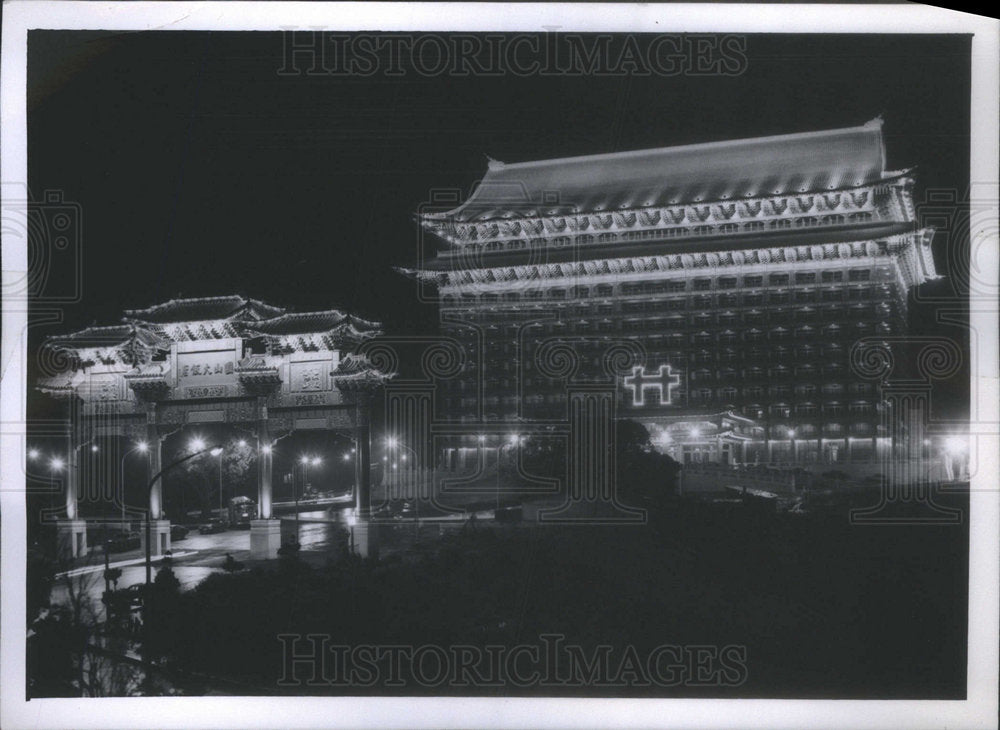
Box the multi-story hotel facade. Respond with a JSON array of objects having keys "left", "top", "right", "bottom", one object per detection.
[{"left": 400, "top": 119, "right": 939, "bottom": 470}]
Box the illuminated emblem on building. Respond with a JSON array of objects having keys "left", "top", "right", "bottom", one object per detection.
[{"left": 623, "top": 364, "right": 680, "bottom": 407}]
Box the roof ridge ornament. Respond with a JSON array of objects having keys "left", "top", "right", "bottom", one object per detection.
[
  {"left": 485, "top": 154, "right": 505, "bottom": 171},
  {"left": 865, "top": 114, "right": 884, "bottom": 129}
]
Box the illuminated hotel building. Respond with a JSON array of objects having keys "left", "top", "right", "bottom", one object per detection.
[{"left": 400, "top": 119, "right": 940, "bottom": 468}]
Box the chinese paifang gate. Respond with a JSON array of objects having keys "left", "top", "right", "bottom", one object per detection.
[{"left": 36, "top": 295, "right": 392, "bottom": 558}]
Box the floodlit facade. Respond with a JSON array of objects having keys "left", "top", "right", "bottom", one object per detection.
[{"left": 400, "top": 119, "right": 940, "bottom": 468}]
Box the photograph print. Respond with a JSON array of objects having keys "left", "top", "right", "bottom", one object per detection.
[{"left": 2, "top": 4, "right": 998, "bottom": 730}]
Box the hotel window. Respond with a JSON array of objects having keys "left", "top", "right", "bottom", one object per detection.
[
  {"left": 769, "top": 273, "right": 790, "bottom": 286},
  {"left": 595, "top": 284, "right": 614, "bottom": 297},
  {"left": 823, "top": 403, "right": 845, "bottom": 415},
  {"left": 824, "top": 423, "right": 844, "bottom": 435},
  {"left": 720, "top": 387, "right": 738, "bottom": 400},
  {"left": 795, "top": 345, "right": 815, "bottom": 359},
  {"left": 719, "top": 331, "right": 737, "bottom": 344},
  {"left": 747, "top": 366, "right": 764, "bottom": 379},
  {"left": 794, "top": 364, "right": 816, "bottom": 377},
  {"left": 795, "top": 403, "right": 817, "bottom": 415},
  {"left": 598, "top": 233, "right": 617, "bottom": 243},
  {"left": 769, "top": 290, "right": 790, "bottom": 305},
  {"left": 720, "top": 223, "right": 739, "bottom": 234},
  {"left": 822, "top": 270, "right": 844, "bottom": 283},
  {"left": 744, "top": 275, "right": 763, "bottom": 288},
  {"left": 743, "top": 293, "right": 764, "bottom": 306},
  {"left": 849, "top": 402, "right": 872, "bottom": 414},
  {"left": 821, "top": 384, "right": 845, "bottom": 396},
  {"left": 770, "top": 327, "right": 789, "bottom": 341},
  {"left": 692, "top": 295, "right": 712, "bottom": 309},
  {"left": 745, "top": 221, "right": 765, "bottom": 232},
  {"left": 848, "top": 382, "right": 871, "bottom": 395},
  {"left": 794, "top": 290, "right": 816, "bottom": 304},
  {"left": 718, "top": 312, "right": 737, "bottom": 325},
  {"left": 667, "top": 281, "right": 686, "bottom": 292},
  {"left": 850, "top": 423, "right": 873, "bottom": 435},
  {"left": 849, "top": 269, "right": 871, "bottom": 282},
  {"left": 744, "top": 386, "right": 764, "bottom": 399},
  {"left": 745, "top": 329, "right": 764, "bottom": 342},
  {"left": 770, "top": 219, "right": 792, "bottom": 230},
  {"left": 770, "top": 384, "right": 791, "bottom": 398},
  {"left": 718, "top": 277, "right": 738, "bottom": 289},
  {"left": 698, "top": 388, "right": 713, "bottom": 401},
  {"left": 549, "top": 289, "right": 566, "bottom": 300},
  {"left": 795, "top": 272, "right": 817, "bottom": 285},
  {"left": 718, "top": 293, "right": 739, "bottom": 307},
  {"left": 821, "top": 289, "right": 844, "bottom": 302},
  {"left": 769, "top": 404, "right": 791, "bottom": 418},
  {"left": 795, "top": 384, "right": 816, "bottom": 397},
  {"left": 693, "top": 225, "right": 714, "bottom": 236},
  {"left": 719, "top": 367, "right": 738, "bottom": 380},
  {"left": 694, "top": 278, "right": 712, "bottom": 291}
]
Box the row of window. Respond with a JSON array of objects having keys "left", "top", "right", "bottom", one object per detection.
[{"left": 442, "top": 269, "right": 882, "bottom": 304}]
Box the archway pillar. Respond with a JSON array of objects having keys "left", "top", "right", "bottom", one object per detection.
[{"left": 251, "top": 398, "right": 281, "bottom": 559}]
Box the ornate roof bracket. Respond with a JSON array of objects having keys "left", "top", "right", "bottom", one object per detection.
[{"left": 236, "top": 356, "right": 282, "bottom": 393}]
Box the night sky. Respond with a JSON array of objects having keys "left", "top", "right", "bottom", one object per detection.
[{"left": 26, "top": 31, "right": 972, "bottom": 419}]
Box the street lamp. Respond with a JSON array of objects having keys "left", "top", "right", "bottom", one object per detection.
[
  {"left": 145, "top": 443, "right": 221, "bottom": 586},
  {"left": 119, "top": 441, "right": 149, "bottom": 527},
  {"left": 214, "top": 446, "right": 225, "bottom": 519},
  {"left": 497, "top": 434, "right": 521, "bottom": 512},
  {"left": 28, "top": 447, "right": 41, "bottom": 461}
]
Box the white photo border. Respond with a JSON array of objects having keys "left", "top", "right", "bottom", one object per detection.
[{"left": 2, "top": 3, "right": 997, "bottom": 729}]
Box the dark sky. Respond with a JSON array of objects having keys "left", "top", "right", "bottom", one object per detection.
[{"left": 26, "top": 31, "right": 972, "bottom": 418}]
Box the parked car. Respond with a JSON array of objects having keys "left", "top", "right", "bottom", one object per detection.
[
  {"left": 199, "top": 519, "right": 227, "bottom": 534},
  {"left": 170, "top": 524, "right": 189, "bottom": 541},
  {"left": 105, "top": 531, "right": 141, "bottom": 553}
]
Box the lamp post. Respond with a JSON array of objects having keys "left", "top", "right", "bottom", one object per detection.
[
  {"left": 120, "top": 441, "right": 149, "bottom": 528},
  {"left": 217, "top": 449, "right": 224, "bottom": 521},
  {"left": 498, "top": 434, "right": 520, "bottom": 513},
  {"left": 386, "top": 437, "right": 420, "bottom": 522},
  {"left": 145, "top": 444, "right": 221, "bottom": 586}
]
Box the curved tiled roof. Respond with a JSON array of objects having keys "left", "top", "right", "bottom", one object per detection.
[
  {"left": 124, "top": 296, "right": 285, "bottom": 324},
  {"left": 422, "top": 119, "right": 888, "bottom": 223},
  {"left": 247, "top": 311, "right": 381, "bottom": 337},
  {"left": 44, "top": 324, "right": 169, "bottom": 350}
]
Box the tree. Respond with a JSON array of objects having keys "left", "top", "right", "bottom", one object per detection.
[
  {"left": 143, "top": 560, "right": 182, "bottom": 663},
  {"left": 615, "top": 419, "right": 681, "bottom": 505},
  {"left": 166, "top": 437, "right": 256, "bottom": 519}
]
